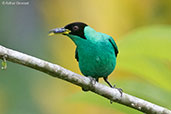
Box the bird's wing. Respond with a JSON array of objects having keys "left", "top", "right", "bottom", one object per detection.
[
  {"left": 75, "top": 47, "right": 79, "bottom": 61},
  {"left": 108, "top": 38, "right": 119, "bottom": 57}
]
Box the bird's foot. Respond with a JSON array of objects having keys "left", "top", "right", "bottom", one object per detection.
[
  {"left": 103, "top": 77, "right": 123, "bottom": 103},
  {"left": 82, "top": 76, "right": 96, "bottom": 92},
  {"left": 110, "top": 85, "right": 123, "bottom": 104},
  {"left": 112, "top": 84, "right": 123, "bottom": 96},
  {"left": 88, "top": 76, "right": 97, "bottom": 86}
]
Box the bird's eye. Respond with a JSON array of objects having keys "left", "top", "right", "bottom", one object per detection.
[{"left": 73, "top": 26, "right": 79, "bottom": 31}]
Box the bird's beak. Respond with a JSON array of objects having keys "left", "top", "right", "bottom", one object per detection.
[{"left": 48, "top": 28, "right": 71, "bottom": 36}]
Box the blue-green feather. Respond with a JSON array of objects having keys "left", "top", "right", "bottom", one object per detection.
[{"left": 67, "top": 26, "right": 118, "bottom": 79}]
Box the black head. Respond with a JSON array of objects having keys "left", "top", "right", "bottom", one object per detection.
[{"left": 64, "top": 22, "right": 88, "bottom": 39}]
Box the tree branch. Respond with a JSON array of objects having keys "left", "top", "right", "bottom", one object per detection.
[{"left": 0, "top": 45, "right": 170, "bottom": 114}]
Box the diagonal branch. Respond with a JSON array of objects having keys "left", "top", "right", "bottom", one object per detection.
[{"left": 0, "top": 45, "right": 170, "bottom": 114}]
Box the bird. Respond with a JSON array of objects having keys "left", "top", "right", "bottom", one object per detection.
[{"left": 49, "top": 22, "right": 122, "bottom": 94}]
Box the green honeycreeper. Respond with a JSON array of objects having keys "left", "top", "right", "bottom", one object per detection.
[{"left": 49, "top": 22, "right": 122, "bottom": 93}]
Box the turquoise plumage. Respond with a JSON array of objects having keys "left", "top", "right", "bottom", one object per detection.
[
  {"left": 69, "top": 26, "right": 118, "bottom": 79},
  {"left": 49, "top": 22, "right": 121, "bottom": 93}
]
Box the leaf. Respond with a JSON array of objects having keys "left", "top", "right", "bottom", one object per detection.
[
  {"left": 117, "top": 25, "right": 171, "bottom": 91},
  {"left": 1, "top": 56, "right": 7, "bottom": 70}
]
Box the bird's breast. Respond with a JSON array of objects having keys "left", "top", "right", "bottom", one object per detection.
[{"left": 77, "top": 42, "right": 116, "bottom": 78}]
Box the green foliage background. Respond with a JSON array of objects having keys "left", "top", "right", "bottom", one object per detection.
[{"left": 0, "top": 0, "right": 171, "bottom": 114}]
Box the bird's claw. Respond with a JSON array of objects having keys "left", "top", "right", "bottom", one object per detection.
[
  {"left": 82, "top": 76, "right": 96, "bottom": 91},
  {"left": 111, "top": 84, "right": 123, "bottom": 96},
  {"left": 116, "top": 88, "right": 123, "bottom": 96},
  {"left": 88, "top": 76, "right": 96, "bottom": 86},
  {"left": 110, "top": 85, "right": 123, "bottom": 104}
]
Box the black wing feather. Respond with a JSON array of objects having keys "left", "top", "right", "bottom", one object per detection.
[
  {"left": 75, "top": 47, "right": 79, "bottom": 61},
  {"left": 109, "top": 39, "right": 119, "bottom": 57}
]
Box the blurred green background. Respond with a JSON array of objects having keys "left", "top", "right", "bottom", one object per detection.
[{"left": 0, "top": 0, "right": 171, "bottom": 114}]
